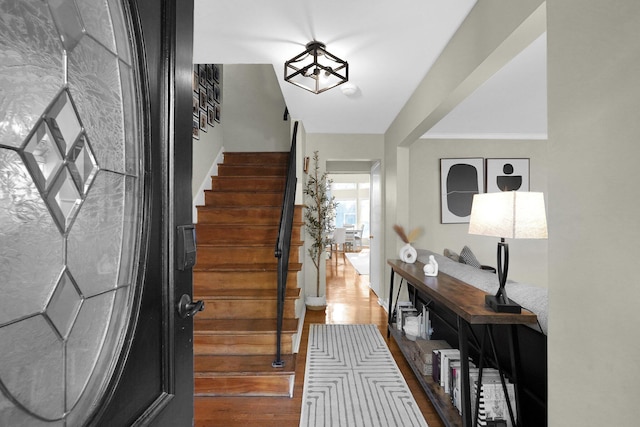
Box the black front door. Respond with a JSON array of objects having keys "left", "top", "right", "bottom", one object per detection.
[
  {"left": 0, "top": 0, "right": 194, "bottom": 424},
  {"left": 91, "top": 0, "right": 196, "bottom": 425}
]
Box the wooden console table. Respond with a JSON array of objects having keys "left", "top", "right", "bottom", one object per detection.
[{"left": 387, "top": 259, "right": 538, "bottom": 427}]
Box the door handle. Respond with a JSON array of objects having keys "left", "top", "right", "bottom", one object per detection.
[{"left": 177, "top": 294, "right": 204, "bottom": 318}]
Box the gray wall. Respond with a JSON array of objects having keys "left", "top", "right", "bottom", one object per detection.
[
  {"left": 383, "top": 0, "right": 546, "bottom": 306},
  {"left": 547, "top": 1, "right": 640, "bottom": 425},
  {"left": 409, "top": 138, "right": 548, "bottom": 287},
  {"left": 222, "top": 64, "right": 289, "bottom": 152}
]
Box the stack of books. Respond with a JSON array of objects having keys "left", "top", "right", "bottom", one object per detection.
[
  {"left": 432, "top": 349, "right": 517, "bottom": 426},
  {"left": 413, "top": 339, "right": 450, "bottom": 376}
]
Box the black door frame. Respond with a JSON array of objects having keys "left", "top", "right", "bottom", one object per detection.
[{"left": 88, "top": 0, "right": 195, "bottom": 425}]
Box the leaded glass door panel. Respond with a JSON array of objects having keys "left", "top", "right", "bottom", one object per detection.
[{"left": 0, "top": 0, "right": 195, "bottom": 425}]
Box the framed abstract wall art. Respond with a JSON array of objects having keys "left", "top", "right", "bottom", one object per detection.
[
  {"left": 486, "top": 158, "right": 530, "bottom": 193},
  {"left": 440, "top": 158, "right": 484, "bottom": 223}
]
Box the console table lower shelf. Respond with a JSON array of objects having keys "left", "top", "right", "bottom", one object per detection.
[{"left": 390, "top": 326, "right": 463, "bottom": 427}]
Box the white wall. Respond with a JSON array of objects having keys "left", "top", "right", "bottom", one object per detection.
[
  {"left": 409, "top": 138, "right": 548, "bottom": 287},
  {"left": 547, "top": 1, "right": 640, "bottom": 425},
  {"left": 222, "top": 64, "right": 289, "bottom": 152}
]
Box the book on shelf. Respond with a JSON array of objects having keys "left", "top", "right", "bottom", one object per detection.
[
  {"left": 439, "top": 349, "right": 461, "bottom": 393},
  {"left": 474, "top": 380, "right": 517, "bottom": 427},
  {"left": 469, "top": 369, "right": 503, "bottom": 419},
  {"left": 396, "top": 302, "right": 415, "bottom": 331},
  {"left": 420, "top": 305, "right": 432, "bottom": 339},
  {"left": 450, "top": 362, "right": 477, "bottom": 412}
]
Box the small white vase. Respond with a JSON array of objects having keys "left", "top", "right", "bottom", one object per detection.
[{"left": 399, "top": 243, "right": 417, "bottom": 264}]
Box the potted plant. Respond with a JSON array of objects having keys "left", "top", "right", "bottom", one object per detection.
[{"left": 303, "top": 151, "right": 338, "bottom": 310}]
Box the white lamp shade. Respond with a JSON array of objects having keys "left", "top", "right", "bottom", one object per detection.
[{"left": 468, "top": 192, "right": 548, "bottom": 239}]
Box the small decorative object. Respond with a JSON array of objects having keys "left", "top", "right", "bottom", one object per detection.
[
  {"left": 403, "top": 316, "right": 421, "bottom": 341},
  {"left": 393, "top": 224, "right": 422, "bottom": 264},
  {"left": 423, "top": 255, "right": 439, "bottom": 276},
  {"left": 399, "top": 244, "right": 417, "bottom": 263}
]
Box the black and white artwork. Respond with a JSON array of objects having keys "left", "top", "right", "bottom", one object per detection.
[
  {"left": 486, "top": 158, "right": 530, "bottom": 193},
  {"left": 440, "top": 158, "right": 484, "bottom": 223}
]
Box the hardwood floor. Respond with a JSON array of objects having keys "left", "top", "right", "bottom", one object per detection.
[{"left": 194, "top": 252, "right": 445, "bottom": 427}]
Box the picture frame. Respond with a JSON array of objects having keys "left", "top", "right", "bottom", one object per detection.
[
  {"left": 199, "top": 88, "right": 207, "bottom": 111},
  {"left": 486, "top": 158, "right": 530, "bottom": 193},
  {"left": 193, "top": 71, "right": 199, "bottom": 92},
  {"left": 193, "top": 93, "right": 199, "bottom": 116},
  {"left": 440, "top": 158, "right": 484, "bottom": 224},
  {"left": 198, "top": 64, "right": 206, "bottom": 87},
  {"left": 213, "top": 64, "right": 220, "bottom": 83},
  {"left": 206, "top": 83, "right": 214, "bottom": 105},
  {"left": 199, "top": 110, "right": 207, "bottom": 132},
  {"left": 192, "top": 118, "right": 199, "bottom": 140},
  {"left": 207, "top": 105, "right": 215, "bottom": 126},
  {"left": 214, "top": 104, "right": 221, "bottom": 122},
  {"left": 213, "top": 83, "right": 221, "bottom": 103},
  {"left": 206, "top": 64, "right": 214, "bottom": 84}
]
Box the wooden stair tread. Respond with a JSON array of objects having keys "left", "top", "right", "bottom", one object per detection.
[
  {"left": 195, "top": 318, "right": 298, "bottom": 334},
  {"left": 193, "top": 263, "right": 302, "bottom": 272},
  {"left": 196, "top": 205, "right": 302, "bottom": 211},
  {"left": 196, "top": 242, "right": 303, "bottom": 248},
  {"left": 196, "top": 289, "right": 299, "bottom": 299},
  {"left": 197, "top": 241, "right": 303, "bottom": 248},
  {"left": 195, "top": 354, "right": 295, "bottom": 376},
  {"left": 195, "top": 222, "right": 304, "bottom": 227},
  {"left": 211, "top": 176, "right": 285, "bottom": 180},
  {"left": 204, "top": 190, "right": 283, "bottom": 195}
]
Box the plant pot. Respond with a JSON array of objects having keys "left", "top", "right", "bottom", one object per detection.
[{"left": 306, "top": 296, "right": 327, "bottom": 311}]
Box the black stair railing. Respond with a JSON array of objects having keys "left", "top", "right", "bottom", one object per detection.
[{"left": 273, "top": 121, "right": 298, "bottom": 368}]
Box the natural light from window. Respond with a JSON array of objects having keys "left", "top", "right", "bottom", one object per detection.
[{"left": 329, "top": 174, "right": 370, "bottom": 243}]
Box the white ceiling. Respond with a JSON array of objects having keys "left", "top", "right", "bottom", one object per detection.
[{"left": 193, "top": 0, "right": 547, "bottom": 138}]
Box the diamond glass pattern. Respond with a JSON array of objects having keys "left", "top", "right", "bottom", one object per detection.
[
  {"left": 47, "top": 91, "right": 82, "bottom": 157},
  {"left": 23, "top": 121, "right": 64, "bottom": 190},
  {"left": 47, "top": 166, "right": 82, "bottom": 233},
  {"left": 46, "top": 270, "right": 83, "bottom": 339},
  {"left": 67, "top": 134, "right": 98, "bottom": 195},
  {"left": 0, "top": 0, "right": 143, "bottom": 423}
]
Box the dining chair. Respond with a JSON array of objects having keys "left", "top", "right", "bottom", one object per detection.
[
  {"left": 353, "top": 225, "right": 365, "bottom": 251},
  {"left": 331, "top": 227, "right": 347, "bottom": 264}
]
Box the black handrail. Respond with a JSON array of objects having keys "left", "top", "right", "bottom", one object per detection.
[{"left": 273, "top": 121, "right": 298, "bottom": 368}]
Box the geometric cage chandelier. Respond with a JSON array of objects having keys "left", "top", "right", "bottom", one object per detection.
[{"left": 284, "top": 41, "right": 348, "bottom": 94}]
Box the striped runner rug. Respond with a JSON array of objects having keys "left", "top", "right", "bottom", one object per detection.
[{"left": 299, "top": 324, "right": 429, "bottom": 427}]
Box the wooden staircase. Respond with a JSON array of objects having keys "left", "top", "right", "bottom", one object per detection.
[{"left": 193, "top": 152, "right": 303, "bottom": 398}]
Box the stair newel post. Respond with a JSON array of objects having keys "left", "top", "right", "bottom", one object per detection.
[{"left": 273, "top": 122, "right": 299, "bottom": 368}]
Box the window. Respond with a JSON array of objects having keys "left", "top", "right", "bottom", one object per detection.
[{"left": 329, "top": 174, "right": 370, "bottom": 240}]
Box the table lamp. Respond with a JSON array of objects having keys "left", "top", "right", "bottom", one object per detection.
[{"left": 468, "top": 191, "right": 548, "bottom": 313}]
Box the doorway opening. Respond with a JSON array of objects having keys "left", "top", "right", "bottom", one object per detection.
[{"left": 328, "top": 173, "right": 370, "bottom": 249}]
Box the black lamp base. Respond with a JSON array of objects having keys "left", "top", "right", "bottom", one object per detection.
[{"left": 485, "top": 294, "right": 521, "bottom": 313}]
